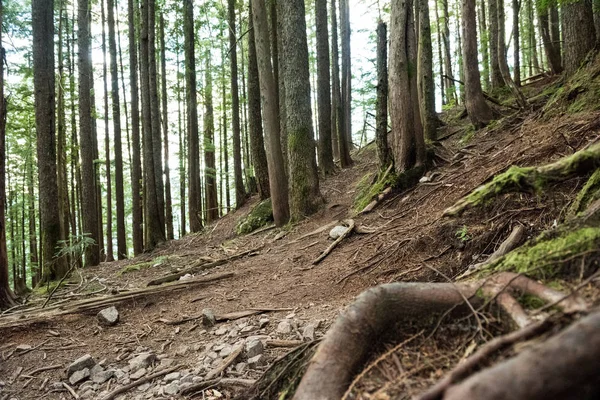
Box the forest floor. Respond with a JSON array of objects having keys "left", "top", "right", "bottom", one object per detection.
[{"left": 2, "top": 73, "right": 600, "bottom": 400}]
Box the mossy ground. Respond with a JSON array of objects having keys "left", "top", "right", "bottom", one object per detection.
[
  {"left": 353, "top": 166, "right": 425, "bottom": 212},
  {"left": 118, "top": 257, "right": 167, "bottom": 276},
  {"left": 236, "top": 199, "right": 274, "bottom": 235},
  {"left": 567, "top": 169, "right": 600, "bottom": 218}
]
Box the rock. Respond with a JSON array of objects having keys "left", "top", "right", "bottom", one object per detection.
[
  {"left": 207, "top": 351, "right": 219, "bottom": 360},
  {"left": 302, "top": 324, "right": 316, "bottom": 341},
  {"left": 16, "top": 344, "right": 32, "bottom": 351},
  {"left": 285, "top": 312, "right": 296, "bottom": 319},
  {"left": 69, "top": 368, "right": 90, "bottom": 385},
  {"left": 130, "top": 368, "right": 147, "bottom": 380},
  {"left": 247, "top": 355, "right": 266, "bottom": 368},
  {"left": 137, "top": 382, "right": 151, "bottom": 392},
  {"left": 240, "top": 325, "right": 257, "bottom": 333},
  {"left": 164, "top": 372, "right": 181, "bottom": 383},
  {"left": 129, "top": 353, "right": 157, "bottom": 372},
  {"left": 163, "top": 382, "right": 180, "bottom": 395},
  {"left": 329, "top": 225, "right": 349, "bottom": 239},
  {"left": 202, "top": 309, "right": 217, "bottom": 327},
  {"left": 274, "top": 231, "right": 287, "bottom": 240},
  {"left": 258, "top": 318, "right": 270, "bottom": 329},
  {"left": 219, "top": 344, "right": 233, "bottom": 358},
  {"left": 276, "top": 320, "right": 292, "bottom": 334},
  {"left": 90, "top": 365, "right": 114, "bottom": 384},
  {"left": 67, "top": 354, "right": 96, "bottom": 376},
  {"left": 97, "top": 306, "right": 120, "bottom": 326},
  {"left": 175, "top": 345, "right": 190, "bottom": 356},
  {"left": 160, "top": 358, "right": 175, "bottom": 368},
  {"left": 245, "top": 340, "right": 264, "bottom": 359},
  {"left": 235, "top": 362, "right": 248, "bottom": 373},
  {"left": 180, "top": 374, "right": 195, "bottom": 384},
  {"left": 179, "top": 273, "right": 193, "bottom": 281},
  {"left": 214, "top": 327, "right": 228, "bottom": 336}
]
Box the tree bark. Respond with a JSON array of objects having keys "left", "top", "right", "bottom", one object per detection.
[
  {"left": 247, "top": 2, "right": 270, "bottom": 201},
  {"left": 441, "top": 0, "right": 457, "bottom": 103},
  {"left": 204, "top": 55, "right": 219, "bottom": 223},
  {"left": 512, "top": 0, "right": 521, "bottom": 85},
  {"left": 478, "top": 0, "right": 490, "bottom": 91},
  {"left": 537, "top": 0, "right": 563, "bottom": 74},
  {"left": 376, "top": 21, "right": 392, "bottom": 173},
  {"left": 562, "top": 0, "right": 595, "bottom": 75},
  {"left": 417, "top": 0, "right": 440, "bottom": 141},
  {"left": 488, "top": 0, "right": 505, "bottom": 89},
  {"left": 229, "top": 0, "right": 247, "bottom": 209},
  {"left": 462, "top": 0, "right": 494, "bottom": 127},
  {"left": 497, "top": 0, "right": 528, "bottom": 107},
  {"left": 128, "top": 0, "right": 143, "bottom": 255},
  {"left": 340, "top": 0, "right": 353, "bottom": 151},
  {"left": 280, "top": 0, "right": 322, "bottom": 221},
  {"left": 274, "top": 2, "right": 289, "bottom": 177},
  {"left": 251, "top": 0, "right": 290, "bottom": 227},
  {"left": 176, "top": 39, "right": 186, "bottom": 235}
]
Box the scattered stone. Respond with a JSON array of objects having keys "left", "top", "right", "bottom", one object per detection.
[
  {"left": 90, "top": 365, "right": 114, "bottom": 384},
  {"left": 214, "top": 327, "right": 228, "bottom": 336},
  {"left": 277, "top": 320, "right": 292, "bottom": 334},
  {"left": 175, "top": 345, "right": 190, "bottom": 356},
  {"left": 227, "top": 328, "right": 240, "bottom": 338},
  {"left": 235, "top": 362, "right": 248, "bottom": 373},
  {"left": 219, "top": 344, "right": 234, "bottom": 358},
  {"left": 138, "top": 382, "right": 151, "bottom": 392},
  {"left": 97, "top": 306, "right": 120, "bottom": 326},
  {"left": 69, "top": 368, "right": 90, "bottom": 385},
  {"left": 129, "top": 353, "right": 157, "bottom": 372},
  {"left": 67, "top": 354, "right": 96, "bottom": 376},
  {"left": 130, "top": 368, "right": 147, "bottom": 380},
  {"left": 164, "top": 372, "right": 181, "bottom": 382},
  {"left": 258, "top": 318, "right": 270, "bottom": 329},
  {"left": 285, "top": 312, "right": 296, "bottom": 319},
  {"left": 179, "top": 274, "right": 193, "bottom": 281},
  {"left": 51, "top": 382, "right": 64, "bottom": 390},
  {"left": 180, "top": 374, "right": 195, "bottom": 385},
  {"left": 207, "top": 351, "right": 219, "bottom": 360},
  {"left": 160, "top": 358, "right": 175, "bottom": 368},
  {"left": 211, "top": 357, "right": 224, "bottom": 367},
  {"left": 212, "top": 344, "right": 226, "bottom": 352},
  {"left": 329, "top": 225, "right": 349, "bottom": 239},
  {"left": 202, "top": 309, "right": 217, "bottom": 327},
  {"left": 246, "top": 340, "right": 264, "bottom": 359},
  {"left": 164, "top": 382, "right": 180, "bottom": 395},
  {"left": 240, "top": 325, "right": 257, "bottom": 333},
  {"left": 16, "top": 344, "right": 32, "bottom": 351},
  {"left": 247, "top": 355, "right": 266, "bottom": 368},
  {"left": 303, "top": 324, "right": 316, "bottom": 341},
  {"left": 0, "top": 380, "right": 5, "bottom": 387},
  {"left": 274, "top": 231, "right": 287, "bottom": 241}
]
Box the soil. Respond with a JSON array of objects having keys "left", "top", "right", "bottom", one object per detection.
[{"left": 1, "top": 100, "right": 600, "bottom": 399}]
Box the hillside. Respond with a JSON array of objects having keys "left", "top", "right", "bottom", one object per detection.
[{"left": 2, "top": 57, "right": 600, "bottom": 400}]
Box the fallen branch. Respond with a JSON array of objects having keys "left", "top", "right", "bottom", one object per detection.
[
  {"left": 159, "top": 307, "right": 294, "bottom": 326},
  {"left": 313, "top": 219, "right": 355, "bottom": 265},
  {"left": 180, "top": 378, "right": 255, "bottom": 395},
  {"left": 147, "top": 247, "right": 262, "bottom": 286},
  {"left": 360, "top": 187, "right": 392, "bottom": 214},
  {"left": 101, "top": 365, "right": 180, "bottom": 400},
  {"left": 27, "top": 364, "right": 62, "bottom": 375},
  {"left": 205, "top": 345, "right": 244, "bottom": 380}
]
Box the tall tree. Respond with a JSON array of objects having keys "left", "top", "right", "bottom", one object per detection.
[
  {"left": 417, "top": 0, "right": 440, "bottom": 141},
  {"left": 280, "top": 0, "right": 322, "bottom": 220},
  {"left": 497, "top": 0, "right": 528, "bottom": 107},
  {"left": 128, "top": 0, "right": 143, "bottom": 255},
  {"left": 160, "top": 13, "right": 175, "bottom": 239},
  {"left": 537, "top": 0, "right": 563, "bottom": 74},
  {"left": 32, "top": 0, "right": 69, "bottom": 280},
  {"left": 228, "top": 0, "right": 247, "bottom": 209},
  {"left": 562, "top": 0, "right": 595, "bottom": 75},
  {"left": 488, "top": 0, "right": 504, "bottom": 89},
  {"left": 376, "top": 20, "right": 392, "bottom": 173},
  {"left": 478, "top": 0, "right": 490, "bottom": 90},
  {"left": 274, "top": 2, "right": 289, "bottom": 175},
  {"left": 512, "top": 0, "right": 521, "bottom": 85},
  {"left": 247, "top": 2, "right": 270, "bottom": 200},
  {"left": 462, "top": 0, "right": 494, "bottom": 127},
  {"left": 340, "top": 0, "right": 353, "bottom": 151},
  {"left": 441, "top": 0, "right": 457, "bottom": 103},
  {"left": 251, "top": 0, "right": 289, "bottom": 226},
  {"left": 0, "top": 0, "right": 14, "bottom": 307},
  {"left": 204, "top": 55, "right": 219, "bottom": 223},
  {"left": 108, "top": 0, "right": 127, "bottom": 258},
  {"left": 389, "top": 0, "right": 426, "bottom": 172},
  {"left": 315, "top": 0, "right": 335, "bottom": 174},
  {"left": 184, "top": 0, "right": 202, "bottom": 232}
]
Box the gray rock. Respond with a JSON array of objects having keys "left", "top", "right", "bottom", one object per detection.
[
  {"left": 160, "top": 358, "right": 175, "bottom": 368},
  {"left": 97, "top": 306, "right": 120, "bottom": 326},
  {"left": 235, "top": 362, "right": 248, "bottom": 373},
  {"left": 245, "top": 340, "right": 264, "bottom": 359},
  {"left": 137, "top": 382, "right": 151, "bottom": 392},
  {"left": 67, "top": 354, "right": 96, "bottom": 376},
  {"left": 164, "top": 382, "right": 180, "bottom": 395},
  {"left": 276, "top": 320, "right": 292, "bottom": 334},
  {"left": 202, "top": 309, "right": 217, "bottom": 327},
  {"left": 129, "top": 353, "right": 157, "bottom": 372},
  {"left": 180, "top": 374, "right": 195, "bottom": 384},
  {"left": 329, "top": 225, "right": 349, "bottom": 239},
  {"left": 247, "top": 355, "right": 266, "bottom": 368},
  {"left": 214, "top": 327, "right": 228, "bottom": 336},
  {"left": 219, "top": 344, "right": 233, "bottom": 358},
  {"left": 130, "top": 368, "right": 147, "bottom": 380},
  {"left": 52, "top": 382, "right": 64, "bottom": 390},
  {"left": 240, "top": 325, "right": 257, "bottom": 333},
  {"left": 175, "top": 345, "right": 190, "bottom": 356},
  {"left": 164, "top": 372, "right": 181, "bottom": 382},
  {"left": 69, "top": 368, "right": 90, "bottom": 385},
  {"left": 302, "top": 324, "right": 316, "bottom": 341},
  {"left": 207, "top": 351, "right": 219, "bottom": 360},
  {"left": 258, "top": 318, "right": 270, "bottom": 329},
  {"left": 90, "top": 365, "right": 114, "bottom": 384}
]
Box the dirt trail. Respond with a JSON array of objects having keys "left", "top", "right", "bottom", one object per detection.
[{"left": 1, "top": 105, "right": 600, "bottom": 399}]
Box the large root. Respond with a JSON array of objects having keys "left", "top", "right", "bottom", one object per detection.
[
  {"left": 291, "top": 273, "right": 585, "bottom": 400},
  {"left": 444, "top": 142, "right": 600, "bottom": 216}
]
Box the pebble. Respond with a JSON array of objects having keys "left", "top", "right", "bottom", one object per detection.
[
  {"left": 69, "top": 368, "right": 90, "bottom": 385},
  {"left": 163, "top": 382, "right": 180, "bottom": 395},
  {"left": 164, "top": 372, "right": 181, "bottom": 382},
  {"left": 67, "top": 355, "right": 96, "bottom": 377},
  {"left": 258, "top": 318, "right": 270, "bottom": 329},
  {"left": 329, "top": 225, "right": 349, "bottom": 239},
  {"left": 246, "top": 340, "right": 264, "bottom": 359},
  {"left": 130, "top": 368, "right": 147, "bottom": 380},
  {"left": 129, "top": 353, "right": 157, "bottom": 372},
  {"left": 247, "top": 355, "right": 266, "bottom": 368},
  {"left": 277, "top": 320, "right": 292, "bottom": 334},
  {"left": 214, "top": 327, "right": 228, "bottom": 336},
  {"left": 97, "top": 306, "right": 120, "bottom": 326},
  {"left": 219, "top": 344, "right": 234, "bottom": 358},
  {"left": 202, "top": 309, "right": 217, "bottom": 327},
  {"left": 303, "top": 324, "right": 316, "bottom": 341}
]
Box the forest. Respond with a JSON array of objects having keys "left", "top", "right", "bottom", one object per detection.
[{"left": 0, "top": 0, "right": 600, "bottom": 398}]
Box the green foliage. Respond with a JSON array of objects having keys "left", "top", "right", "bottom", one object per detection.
[
  {"left": 567, "top": 169, "right": 600, "bottom": 218},
  {"left": 460, "top": 125, "right": 476, "bottom": 144},
  {"left": 236, "top": 199, "right": 273, "bottom": 235},
  {"left": 518, "top": 294, "right": 546, "bottom": 309},
  {"left": 57, "top": 234, "right": 96, "bottom": 262},
  {"left": 455, "top": 225, "right": 472, "bottom": 242}
]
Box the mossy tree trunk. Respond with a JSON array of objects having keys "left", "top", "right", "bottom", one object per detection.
[
  {"left": 562, "top": 0, "right": 595, "bottom": 75},
  {"left": 376, "top": 20, "right": 392, "bottom": 173}
]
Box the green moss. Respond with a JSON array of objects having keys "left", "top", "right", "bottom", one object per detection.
[
  {"left": 353, "top": 166, "right": 425, "bottom": 212},
  {"left": 118, "top": 256, "right": 168, "bottom": 275},
  {"left": 460, "top": 125, "right": 476, "bottom": 144},
  {"left": 482, "top": 227, "right": 600, "bottom": 279},
  {"left": 236, "top": 199, "right": 274, "bottom": 235},
  {"left": 33, "top": 280, "right": 62, "bottom": 295},
  {"left": 568, "top": 169, "right": 600, "bottom": 218},
  {"left": 518, "top": 294, "right": 545, "bottom": 309}
]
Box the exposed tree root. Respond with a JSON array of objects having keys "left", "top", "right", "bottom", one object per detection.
[
  {"left": 291, "top": 273, "right": 587, "bottom": 400},
  {"left": 313, "top": 219, "right": 355, "bottom": 265},
  {"left": 444, "top": 142, "right": 600, "bottom": 216}
]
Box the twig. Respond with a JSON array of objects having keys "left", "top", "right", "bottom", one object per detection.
[
  {"left": 180, "top": 378, "right": 255, "bottom": 395},
  {"left": 205, "top": 345, "right": 244, "bottom": 380},
  {"left": 313, "top": 219, "right": 355, "bottom": 265},
  {"left": 101, "top": 365, "right": 180, "bottom": 400},
  {"left": 27, "top": 364, "right": 61, "bottom": 375},
  {"left": 62, "top": 382, "right": 79, "bottom": 399}
]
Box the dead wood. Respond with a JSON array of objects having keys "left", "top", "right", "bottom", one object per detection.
[
  {"left": 266, "top": 339, "right": 304, "bottom": 348},
  {"left": 146, "top": 247, "right": 262, "bottom": 286},
  {"left": 313, "top": 219, "right": 355, "bottom": 265},
  {"left": 442, "top": 311, "right": 600, "bottom": 400},
  {"left": 359, "top": 187, "right": 392, "bottom": 214},
  {"left": 101, "top": 365, "right": 180, "bottom": 400},
  {"left": 180, "top": 378, "right": 255, "bottom": 395},
  {"left": 159, "top": 308, "right": 293, "bottom": 326},
  {"left": 285, "top": 221, "right": 339, "bottom": 246},
  {"left": 0, "top": 272, "right": 234, "bottom": 330},
  {"left": 205, "top": 345, "right": 244, "bottom": 380}
]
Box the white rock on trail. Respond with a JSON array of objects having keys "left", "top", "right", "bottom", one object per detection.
[
  {"left": 97, "top": 306, "right": 120, "bottom": 326},
  {"left": 67, "top": 354, "right": 96, "bottom": 377}
]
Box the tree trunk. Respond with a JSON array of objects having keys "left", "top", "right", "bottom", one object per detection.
[
  {"left": 315, "top": 0, "right": 335, "bottom": 174},
  {"left": 33, "top": 0, "right": 69, "bottom": 279},
  {"left": 417, "top": 0, "right": 440, "bottom": 141},
  {"left": 488, "top": 0, "right": 504, "bottom": 89},
  {"left": 140, "top": 0, "right": 166, "bottom": 249},
  {"left": 376, "top": 20, "right": 392, "bottom": 173},
  {"left": 462, "top": 0, "right": 495, "bottom": 127},
  {"left": 478, "top": 0, "right": 490, "bottom": 91},
  {"left": 204, "top": 55, "right": 220, "bottom": 223},
  {"left": 0, "top": 0, "right": 14, "bottom": 307},
  {"left": 251, "top": 0, "right": 290, "bottom": 227},
  {"left": 435, "top": 1, "right": 446, "bottom": 104},
  {"left": 562, "top": 0, "right": 595, "bottom": 75},
  {"left": 184, "top": 0, "right": 202, "bottom": 232},
  {"left": 441, "top": 0, "right": 457, "bottom": 103},
  {"left": 332, "top": 0, "right": 351, "bottom": 168},
  {"left": 537, "top": 0, "right": 563, "bottom": 74},
  {"left": 340, "top": 0, "right": 353, "bottom": 151},
  {"left": 497, "top": 0, "right": 528, "bottom": 107},
  {"left": 176, "top": 39, "right": 186, "bottom": 235},
  {"left": 28, "top": 164, "right": 39, "bottom": 287},
  {"left": 529, "top": 0, "right": 541, "bottom": 73},
  {"left": 128, "top": 0, "right": 143, "bottom": 255},
  {"left": 512, "top": 0, "right": 521, "bottom": 85},
  {"left": 280, "top": 0, "right": 322, "bottom": 221},
  {"left": 247, "top": 2, "right": 270, "bottom": 201},
  {"left": 159, "top": 13, "right": 174, "bottom": 239},
  {"left": 389, "top": 0, "right": 426, "bottom": 172},
  {"left": 274, "top": 2, "right": 289, "bottom": 177},
  {"left": 229, "top": 0, "right": 247, "bottom": 209}
]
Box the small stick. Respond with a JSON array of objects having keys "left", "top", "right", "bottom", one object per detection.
[
  {"left": 39, "top": 378, "right": 49, "bottom": 391},
  {"left": 313, "top": 219, "right": 355, "bottom": 265},
  {"left": 62, "top": 382, "right": 79, "bottom": 399},
  {"left": 180, "top": 378, "right": 255, "bottom": 395},
  {"left": 27, "top": 364, "right": 62, "bottom": 375},
  {"left": 266, "top": 339, "right": 304, "bottom": 348},
  {"left": 101, "top": 365, "right": 180, "bottom": 400},
  {"left": 205, "top": 345, "right": 244, "bottom": 380}
]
